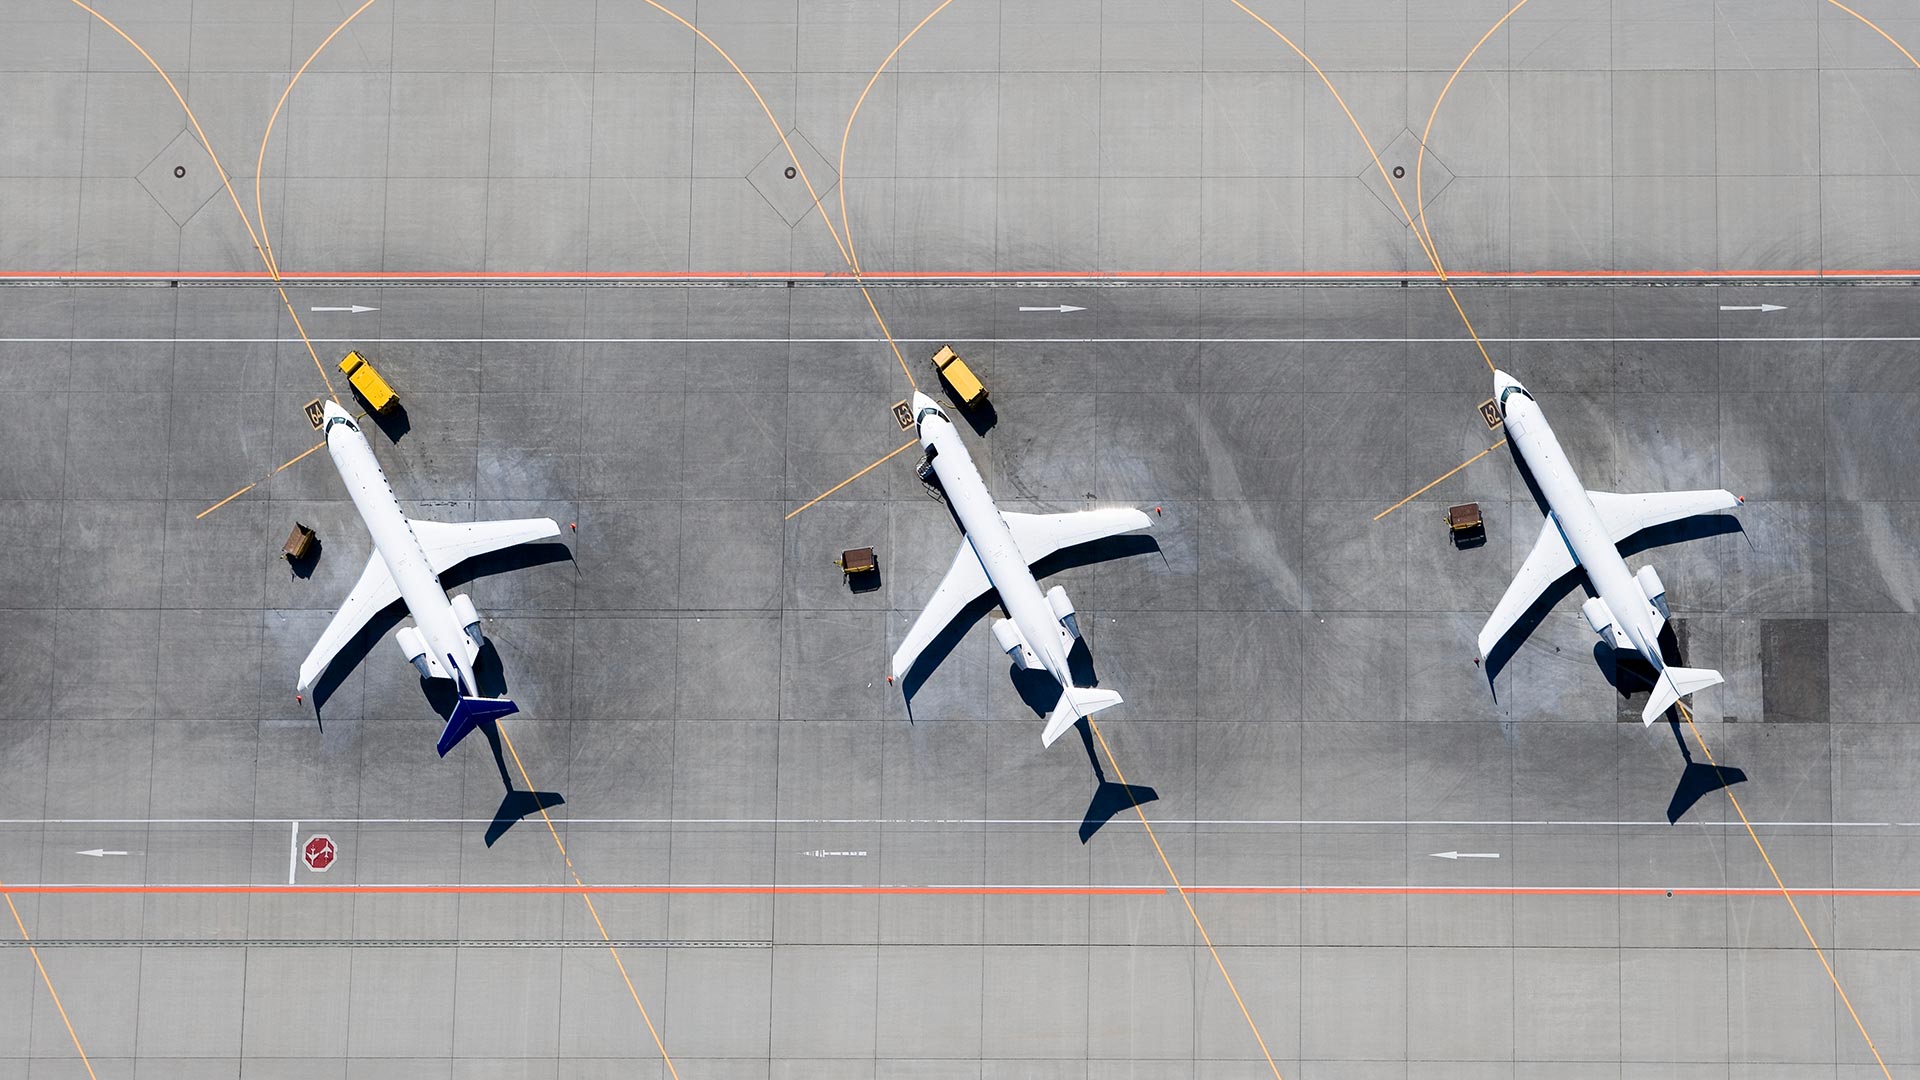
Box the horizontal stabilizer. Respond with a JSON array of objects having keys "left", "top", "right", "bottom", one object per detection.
[
  {"left": 1040, "top": 686, "right": 1124, "bottom": 748},
  {"left": 438, "top": 696, "right": 519, "bottom": 757},
  {"left": 1641, "top": 666, "right": 1722, "bottom": 726}
]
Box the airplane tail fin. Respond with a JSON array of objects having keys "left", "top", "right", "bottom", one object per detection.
[
  {"left": 1041, "top": 687, "right": 1124, "bottom": 747},
  {"left": 438, "top": 696, "right": 519, "bottom": 756},
  {"left": 1641, "top": 667, "right": 1722, "bottom": 726}
]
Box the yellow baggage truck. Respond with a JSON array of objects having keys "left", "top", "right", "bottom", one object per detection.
[
  {"left": 930, "top": 345, "right": 987, "bottom": 407},
  {"left": 337, "top": 351, "right": 399, "bottom": 414}
]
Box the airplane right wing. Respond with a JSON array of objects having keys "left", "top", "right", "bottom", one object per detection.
[
  {"left": 412, "top": 516, "right": 561, "bottom": 576},
  {"left": 1586, "top": 489, "right": 1740, "bottom": 545},
  {"left": 1001, "top": 507, "right": 1153, "bottom": 566},
  {"left": 1475, "top": 514, "right": 1580, "bottom": 659},
  {"left": 297, "top": 552, "right": 402, "bottom": 691},
  {"left": 890, "top": 538, "right": 995, "bottom": 680}
]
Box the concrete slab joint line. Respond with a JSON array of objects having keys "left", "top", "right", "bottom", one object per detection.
[
  {"left": 748, "top": 128, "right": 839, "bottom": 228},
  {"left": 135, "top": 129, "right": 223, "bottom": 228},
  {"left": 1358, "top": 129, "right": 1454, "bottom": 225}
]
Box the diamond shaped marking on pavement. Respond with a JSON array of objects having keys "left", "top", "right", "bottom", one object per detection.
[
  {"left": 1356, "top": 128, "right": 1455, "bottom": 227},
  {"left": 746, "top": 129, "right": 839, "bottom": 228},
  {"left": 136, "top": 128, "right": 225, "bottom": 228}
]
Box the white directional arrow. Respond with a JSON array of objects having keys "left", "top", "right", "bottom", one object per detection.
[
  {"left": 1018, "top": 304, "right": 1085, "bottom": 313},
  {"left": 309, "top": 305, "right": 378, "bottom": 314},
  {"left": 1429, "top": 851, "right": 1500, "bottom": 860},
  {"left": 75, "top": 849, "right": 129, "bottom": 857},
  {"left": 1719, "top": 304, "right": 1786, "bottom": 313}
]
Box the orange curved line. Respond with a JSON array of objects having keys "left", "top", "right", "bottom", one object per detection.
[
  {"left": 256, "top": 0, "right": 382, "bottom": 279},
  {"left": 1226, "top": 0, "right": 1443, "bottom": 272},
  {"left": 64, "top": 0, "right": 341, "bottom": 402},
  {"left": 839, "top": 0, "right": 957, "bottom": 275},
  {"left": 1230, "top": 0, "right": 1496, "bottom": 372},
  {"left": 638, "top": 0, "right": 916, "bottom": 388},
  {"left": 638, "top": 1, "right": 851, "bottom": 268},
  {"left": 63, "top": 0, "right": 269, "bottom": 263},
  {"left": 1826, "top": 0, "right": 1920, "bottom": 69},
  {"left": 1415, "top": 0, "right": 1533, "bottom": 281}
]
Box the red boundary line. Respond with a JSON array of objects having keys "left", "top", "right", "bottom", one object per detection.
[
  {"left": 4, "top": 268, "right": 1920, "bottom": 281},
  {"left": 10, "top": 885, "right": 1920, "bottom": 896}
]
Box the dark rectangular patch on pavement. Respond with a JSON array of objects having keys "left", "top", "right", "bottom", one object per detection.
[{"left": 1761, "top": 618, "right": 1829, "bottom": 723}]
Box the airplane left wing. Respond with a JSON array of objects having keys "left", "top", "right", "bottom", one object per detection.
[
  {"left": 890, "top": 538, "right": 995, "bottom": 680},
  {"left": 1476, "top": 514, "right": 1579, "bottom": 659},
  {"left": 297, "top": 552, "right": 402, "bottom": 691},
  {"left": 1001, "top": 507, "right": 1152, "bottom": 566},
  {"left": 412, "top": 517, "right": 562, "bottom": 576},
  {"left": 1587, "top": 489, "right": 1740, "bottom": 545}
]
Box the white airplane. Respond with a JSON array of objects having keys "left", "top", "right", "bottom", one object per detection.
[
  {"left": 297, "top": 400, "right": 560, "bottom": 755},
  {"left": 891, "top": 391, "right": 1153, "bottom": 746},
  {"left": 1477, "top": 370, "right": 1741, "bottom": 724}
]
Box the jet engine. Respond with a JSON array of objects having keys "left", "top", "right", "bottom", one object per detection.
[
  {"left": 1634, "top": 565, "right": 1669, "bottom": 622},
  {"left": 450, "top": 593, "right": 483, "bottom": 651},
  {"left": 1581, "top": 596, "right": 1625, "bottom": 652},
  {"left": 1045, "top": 585, "right": 1080, "bottom": 640},
  {"left": 991, "top": 618, "right": 1038, "bottom": 669},
  {"left": 395, "top": 625, "right": 436, "bottom": 680}
]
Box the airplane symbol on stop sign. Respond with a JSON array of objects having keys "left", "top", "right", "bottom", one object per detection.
[{"left": 303, "top": 834, "right": 336, "bottom": 872}]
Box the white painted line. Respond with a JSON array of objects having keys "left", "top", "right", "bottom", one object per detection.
[
  {"left": 11, "top": 881, "right": 1919, "bottom": 894},
  {"left": 288, "top": 820, "right": 298, "bottom": 885}
]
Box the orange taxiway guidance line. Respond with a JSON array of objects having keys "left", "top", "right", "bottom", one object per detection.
[
  {"left": 497, "top": 727, "right": 682, "bottom": 1080},
  {"left": 785, "top": 438, "right": 918, "bottom": 520},
  {"left": 4, "top": 889, "right": 99, "bottom": 1078},
  {"left": 65, "top": 0, "right": 342, "bottom": 405},
  {"left": 1676, "top": 703, "right": 1893, "bottom": 1079},
  {"left": 1374, "top": 439, "right": 1507, "bottom": 522},
  {"left": 1088, "top": 718, "right": 1289, "bottom": 1080}
]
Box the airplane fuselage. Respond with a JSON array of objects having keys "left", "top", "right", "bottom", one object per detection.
[
  {"left": 914, "top": 395, "right": 1076, "bottom": 689},
  {"left": 323, "top": 404, "right": 480, "bottom": 694},
  {"left": 1496, "top": 378, "right": 1665, "bottom": 667}
]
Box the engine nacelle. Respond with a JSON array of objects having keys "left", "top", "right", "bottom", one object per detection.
[
  {"left": 1045, "top": 585, "right": 1080, "bottom": 640},
  {"left": 450, "top": 593, "right": 483, "bottom": 650},
  {"left": 991, "top": 617, "right": 1038, "bottom": 669},
  {"left": 1634, "top": 564, "right": 1669, "bottom": 622},
  {"left": 395, "top": 625, "right": 436, "bottom": 680},
  {"left": 1581, "top": 596, "right": 1624, "bottom": 651}
]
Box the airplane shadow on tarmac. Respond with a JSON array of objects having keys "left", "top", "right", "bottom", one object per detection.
[
  {"left": 310, "top": 541, "right": 575, "bottom": 846},
  {"left": 1595, "top": 625, "right": 1749, "bottom": 824},
  {"left": 894, "top": 534, "right": 1164, "bottom": 844},
  {"left": 1477, "top": 458, "right": 1749, "bottom": 825}
]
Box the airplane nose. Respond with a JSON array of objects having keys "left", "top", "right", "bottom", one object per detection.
[
  {"left": 322, "top": 399, "right": 350, "bottom": 420},
  {"left": 1492, "top": 369, "right": 1524, "bottom": 396},
  {"left": 910, "top": 390, "right": 939, "bottom": 415}
]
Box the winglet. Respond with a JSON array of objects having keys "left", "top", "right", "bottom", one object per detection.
[{"left": 438, "top": 696, "right": 519, "bottom": 756}]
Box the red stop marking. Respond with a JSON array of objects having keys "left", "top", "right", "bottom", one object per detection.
[{"left": 302, "top": 834, "right": 336, "bottom": 872}]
